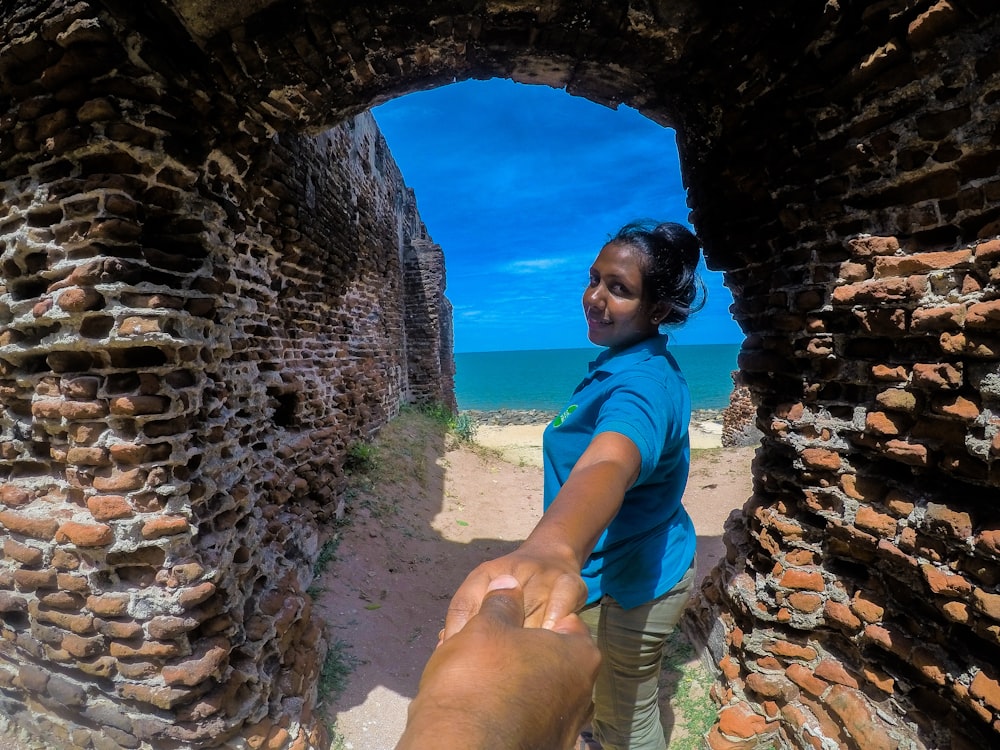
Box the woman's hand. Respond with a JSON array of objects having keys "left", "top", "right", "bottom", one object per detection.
[
  {"left": 399, "top": 576, "right": 599, "bottom": 750},
  {"left": 443, "top": 432, "right": 642, "bottom": 640},
  {"left": 442, "top": 541, "right": 589, "bottom": 640}
]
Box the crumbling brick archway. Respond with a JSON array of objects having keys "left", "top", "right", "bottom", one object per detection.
[{"left": 2, "top": 1, "right": 1000, "bottom": 748}]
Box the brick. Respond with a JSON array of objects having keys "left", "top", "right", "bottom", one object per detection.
[
  {"left": 831, "top": 277, "right": 920, "bottom": 305},
  {"left": 788, "top": 591, "right": 823, "bottom": 612},
  {"left": 109, "top": 395, "right": 170, "bottom": 416},
  {"left": 117, "top": 317, "right": 166, "bottom": 335},
  {"left": 119, "top": 682, "right": 195, "bottom": 710},
  {"left": 855, "top": 506, "right": 897, "bottom": 536},
  {"left": 3, "top": 539, "right": 44, "bottom": 566},
  {"left": 0, "top": 511, "right": 60, "bottom": 541},
  {"left": 824, "top": 599, "right": 862, "bottom": 631},
  {"left": 971, "top": 670, "right": 1000, "bottom": 711},
  {"left": 57, "top": 287, "right": 103, "bottom": 312},
  {"left": 56, "top": 521, "right": 113, "bottom": 547},
  {"left": 862, "top": 664, "right": 895, "bottom": 695},
  {"left": 866, "top": 410, "right": 908, "bottom": 436},
  {"left": 974, "top": 238, "right": 1000, "bottom": 261},
  {"left": 931, "top": 394, "right": 980, "bottom": 420},
  {"left": 976, "top": 528, "right": 1000, "bottom": 556},
  {"left": 141, "top": 515, "right": 190, "bottom": 540},
  {"left": 13, "top": 568, "right": 57, "bottom": 590},
  {"left": 875, "top": 388, "right": 917, "bottom": 412},
  {"left": 873, "top": 250, "right": 971, "bottom": 278},
  {"left": 92, "top": 468, "right": 146, "bottom": 492},
  {"left": 912, "top": 647, "right": 948, "bottom": 686},
  {"left": 907, "top": 0, "right": 962, "bottom": 47},
  {"left": 779, "top": 569, "right": 825, "bottom": 591},
  {"left": 97, "top": 618, "right": 143, "bottom": 640},
  {"left": 825, "top": 684, "right": 896, "bottom": 750},
  {"left": 973, "top": 588, "right": 1000, "bottom": 622},
  {"left": 32, "top": 606, "right": 95, "bottom": 635},
  {"left": 786, "top": 662, "right": 829, "bottom": 697},
  {"left": 161, "top": 638, "right": 228, "bottom": 687},
  {"left": 0, "top": 592, "right": 29, "bottom": 614},
  {"left": 717, "top": 701, "right": 771, "bottom": 739},
  {"left": 745, "top": 671, "right": 798, "bottom": 701},
  {"left": 911, "top": 304, "right": 965, "bottom": 331},
  {"left": 924, "top": 502, "right": 973, "bottom": 539},
  {"left": 849, "top": 236, "right": 900, "bottom": 256},
  {"left": 941, "top": 600, "right": 970, "bottom": 623},
  {"left": 911, "top": 362, "right": 963, "bottom": 389},
  {"left": 0, "top": 484, "right": 32, "bottom": 507},
  {"left": 41, "top": 591, "right": 85, "bottom": 610},
  {"left": 87, "top": 495, "right": 133, "bottom": 521},
  {"left": 921, "top": 564, "right": 971, "bottom": 596},
  {"left": 109, "top": 640, "right": 182, "bottom": 659},
  {"left": 61, "top": 633, "right": 105, "bottom": 659},
  {"left": 851, "top": 591, "right": 885, "bottom": 622},
  {"left": 884, "top": 489, "right": 915, "bottom": 516},
  {"left": 87, "top": 594, "right": 129, "bottom": 617},
  {"left": 800, "top": 448, "right": 840, "bottom": 470},
  {"left": 764, "top": 639, "right": 817, "bottom": 661},
  {"left": 871, "top": 364, "right": 908, "bottom": 381},
  {"left": 966, "top": 299, "right": 1000, "bottom": 329},
  {"left": 61, "top": 401, "right": 110, "bottom": 420},
  {"left": 178, "top": 582, "right": 216, "bottom": 609},
  {"left": 883, "top": 439, "right": 929, "bottom": 466}
]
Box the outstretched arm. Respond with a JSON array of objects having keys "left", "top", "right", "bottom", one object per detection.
[
  {"left": 398, "top": 576, "right": 600, "bottom": 750},
  {"left": 443, "top": 431, "right": 641, "bottom": 638}
]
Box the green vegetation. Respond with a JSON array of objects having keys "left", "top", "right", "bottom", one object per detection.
[
  {"left": 660, "top": 628, "right": 719, "bottom": 748},
  {"left": 345, "top": 440, "right": 380, "bottom": 475},
  {"left": 317, "top": 639, "right": 359, "bottom": 707}
]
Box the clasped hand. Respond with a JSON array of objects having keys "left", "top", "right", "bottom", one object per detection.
[
  {"left": 442, "top": 541, "right": 589, "bottom": 640},
  {"left": 399, "top": 575, "right": 599, "bottom": 750}
]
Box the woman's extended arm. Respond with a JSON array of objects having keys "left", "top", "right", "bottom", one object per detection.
[{"left": 443, "top": 431, "right": 641, "bottom": 639}]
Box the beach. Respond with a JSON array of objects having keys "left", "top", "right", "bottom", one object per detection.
[{"left": 474, "top": 417, "right": 724, "bottom": 466}]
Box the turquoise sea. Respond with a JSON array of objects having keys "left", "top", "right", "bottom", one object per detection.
[{"left": 454, "top": 344, "right": 741, "bottom": 413}]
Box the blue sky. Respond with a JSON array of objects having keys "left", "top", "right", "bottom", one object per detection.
[{"left": 372, "top": 78, "right": 743, "bottom": 353}]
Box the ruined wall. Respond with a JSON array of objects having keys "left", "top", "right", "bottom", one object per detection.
[
  {"left": 0, "top": 3, "right": 452, "bottom": 747},
  {"left": 679, "top": 5, "right": 1000, "bottom": 749},
  {"left": 1, "top": 1, "right": 1000, "bottom": 749}
]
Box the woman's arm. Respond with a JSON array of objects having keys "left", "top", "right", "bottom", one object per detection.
[{"left": 443, "top": 431, "right": 641, "bottom": 639}]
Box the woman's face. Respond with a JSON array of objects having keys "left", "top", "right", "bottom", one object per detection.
[{"left": 582, "top": 241, "right": 664, "bottom": 350}]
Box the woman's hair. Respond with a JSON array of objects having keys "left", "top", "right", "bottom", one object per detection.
[{"left": 609, "top": 219, "right": 706, "bottom": 326}]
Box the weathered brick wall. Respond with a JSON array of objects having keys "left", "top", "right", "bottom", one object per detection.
[
  {"left": 1, "top": 1, "right": 999, "bottom": 749},
  {"left": 0, "top": 2, "right": 452, "bottom": 748},
  {"left": 678, "top": 5, "right": 1000, "bottom": 748}
]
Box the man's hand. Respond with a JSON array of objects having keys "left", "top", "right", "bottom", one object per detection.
[{"left": 398, "top": 576, "right": 600, "bottom": 750}]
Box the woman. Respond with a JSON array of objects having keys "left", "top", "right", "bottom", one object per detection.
[{"left": 445, "top": 219, "right": 704, "bottom": 750}]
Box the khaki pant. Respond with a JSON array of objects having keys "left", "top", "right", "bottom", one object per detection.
[{"left": 579, "top": 561, "right": 697, "bottom": 750}]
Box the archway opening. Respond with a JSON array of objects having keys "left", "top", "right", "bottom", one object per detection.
[{"left": 315, "top": 76, "right": 756, "bottom": 748}]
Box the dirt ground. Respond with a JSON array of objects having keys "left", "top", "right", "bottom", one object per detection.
[{"left": 319, "top": 416, "right": 755, "bottom": 749}]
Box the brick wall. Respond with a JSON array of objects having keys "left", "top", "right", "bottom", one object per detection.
[
  {"left": 2, "top": 1, "right": 1000, "bottom": 748},
  {"left": 0, "top": 3, "right": 452, "bottom": 747}
]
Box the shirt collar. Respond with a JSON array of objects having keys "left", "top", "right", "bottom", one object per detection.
[{"left": 589, "top": 333, "right": 669, "bottom": 376}]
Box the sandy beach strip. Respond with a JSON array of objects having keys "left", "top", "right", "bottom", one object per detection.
[{"left": 473, "top": 419, "right": 723, "bottom": 467}]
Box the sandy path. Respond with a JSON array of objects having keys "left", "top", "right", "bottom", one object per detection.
[{"left": 322, "top": 418, "right": 752, "bottom": 749}]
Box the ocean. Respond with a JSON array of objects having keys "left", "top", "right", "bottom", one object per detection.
[{"left": 454, "top": 344, "right": 741, "bottom": 413}]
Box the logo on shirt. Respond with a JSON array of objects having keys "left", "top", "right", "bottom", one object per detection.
[{"left": 551, "top": 404, "right": 578, "bottom": 427}]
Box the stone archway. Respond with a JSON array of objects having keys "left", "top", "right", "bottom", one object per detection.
[{"left": 1, "top": 1, "right": 999, "bottom": 748}]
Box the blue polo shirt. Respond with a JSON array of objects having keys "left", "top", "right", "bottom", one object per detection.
[{"left": 542, "top": 334, "right": 696, "bottom": 609}]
